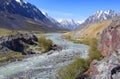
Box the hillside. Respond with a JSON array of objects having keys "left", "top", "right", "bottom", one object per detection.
[
  {"left": 73, "top": 19, "right": 112, "bottom": 40},
  {"left": 63, "top": 19, "right": 113, "bottom": 43}
]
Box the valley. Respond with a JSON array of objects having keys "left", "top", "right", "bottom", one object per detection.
[{"left": 0, "top": 0, "right": 120, "bottom": 79}]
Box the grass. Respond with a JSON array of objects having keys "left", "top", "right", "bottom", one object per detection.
[
  {"left": 87, "top": 38, "right": 102, "bottom": 61},
  {"left": 0, "top": 52, "right": 23, "bottom": 62},
  {"left": 63, "top": 32, "right": 73, "bottom": 39},
  {"left": 37, "top": 35, "right": 53, "bottom": 53},
  {"left": 0, "top": 28, "right": 28, "bottom": 36},
  {"left": 0, "top": 28, "right": 15, "bottom": 36},
  {"left": 57, "top": 58, "right": 89, "bottom": 79}
]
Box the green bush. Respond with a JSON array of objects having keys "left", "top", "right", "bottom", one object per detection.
[
  {"left": 57, "top": 58, "right": 89, "bottom": 79},
  {"left": 38, "top": 35, "right": 53, "bottom": 52},
  {"left": 88, "top": 38, "right": 102, "bottom": 61}
]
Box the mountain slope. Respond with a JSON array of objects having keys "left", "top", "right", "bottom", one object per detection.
[
  {"left": 0, "top": 0, "right": 50, "bottom": 23},
  {"left": 0, "top": 11, "right": 63, "bottom": 32},
  {"left": 0, "top": 0, "right": 63, "bottom": 31}
]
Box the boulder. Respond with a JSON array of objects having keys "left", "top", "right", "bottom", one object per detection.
[{"left": 0, "top": 32, "right": 38, "bottom": 55}]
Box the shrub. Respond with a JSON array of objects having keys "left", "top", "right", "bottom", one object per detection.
[
  {"left": 88, "top": 38, "right": 102, "bottom": 61},
  {"left": 37, "top": 35, "right": 53, "bottom": 52},
  {"left": 57, "top": 58, "right": 89, "bottom": 79}
]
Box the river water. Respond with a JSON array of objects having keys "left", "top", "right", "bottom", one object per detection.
[{"left": 0, "top": 33, "right": 89, "bottom": 79}]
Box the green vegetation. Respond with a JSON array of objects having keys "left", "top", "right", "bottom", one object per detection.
[
  {"left": 57, "top": 58, "right": 89, "bottom": 79},
  {"left": 37, "top": 35, "right": 53, "bottom": 53},
  {"left": 63, "top": 32, "right": 73, "bottom": 39},
  {"left": 88, "top": 38, "right": 102, "bottom": 61},
  {"left": 0, "top": 52, "right": 23, "bottom": 62}
]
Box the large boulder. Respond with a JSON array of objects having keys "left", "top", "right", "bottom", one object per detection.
[
  {"left": 0, "top": 32, "right": 38, "bottom": 55},
  {"left": 89, "top": 52, "right": 120, "bottom": 79}
]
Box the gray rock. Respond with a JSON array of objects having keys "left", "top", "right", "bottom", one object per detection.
[
  {"left": 0, "top": 32, "right": 38, "bottom": 55},
  {"left": 89, "top": 52, "right": 120, "bottom": 79}
]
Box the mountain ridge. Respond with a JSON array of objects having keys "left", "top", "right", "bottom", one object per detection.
[{"left": 78, "top": 10, "right": 120, "bottom": 28}]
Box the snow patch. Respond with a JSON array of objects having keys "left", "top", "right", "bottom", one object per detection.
[
  {"left": 15, "top": 0, "right": 23, "bottom": 5},
  {"left": 104, "top": 10, "right": 110, "bottom": 15},
  {"left": 41, "top": 11, "right": 46, "bottom": 15},
  {"left": 57, "top": 19, "right": 63, "bottom": 23},
  {"left": 15, "top": 0, "right": 21, "bottom": 3},
  {"left": 77, "top": 20, "right": 85, "bottom": 24},
  {"left": 97, "top": 10, "right": 103, "bottom": 18}
]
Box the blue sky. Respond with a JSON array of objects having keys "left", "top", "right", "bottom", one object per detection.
[{"left": 24, "top": 0, "right": 120, "bottom": 21}]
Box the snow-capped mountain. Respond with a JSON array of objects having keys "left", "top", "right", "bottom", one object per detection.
[
  {"left": 57, "top": 19, "right": 81, "bottom": 30},
  {"left": 42, "top": 12, "right": 80, "bottom": 30},
  {"left": 80, "top": 10, "right": 120, "bottom": 27}
]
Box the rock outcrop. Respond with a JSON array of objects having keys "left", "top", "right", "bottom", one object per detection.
[
  {"left": 101, "top": 18, "right": 120, "bottom": 56},
  {"left": 0, "top": 33, "right": 38, "bottom": 55},
  {"left": 88, "top": 52, "right": 120, "bottom": 79}
]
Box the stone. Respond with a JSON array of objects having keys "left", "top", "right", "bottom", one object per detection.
[
  {"left": 0, "top": 32, "right": 38, "bottom": 55},
  {"left": 101, "top": 18, "right": 120, "bottom": 56}
]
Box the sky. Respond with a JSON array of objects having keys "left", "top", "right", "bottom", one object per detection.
[{"left": 24, "top": 0, "right": 120, "bottom": 21}]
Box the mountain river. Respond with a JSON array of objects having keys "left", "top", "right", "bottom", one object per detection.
[{"left": 0, "top": 33, "right": 89, "bottom": 79}]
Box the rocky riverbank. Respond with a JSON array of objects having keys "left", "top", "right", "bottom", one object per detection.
[{"left": 0, "top": 32, "right": 63, "bottom": 64}]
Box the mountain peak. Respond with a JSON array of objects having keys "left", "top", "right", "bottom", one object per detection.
[
  {"left": 96, "top": 10, "right": 103, "bottom": 14},
  {"left": 57, "top": 19, "right": 80, "bottom": 30},
  {"left": 82, "top": 10, "right": 120, "bottom": 25},
  {"left": 94, "top": 10, "right": 119, "bottom": 16}
]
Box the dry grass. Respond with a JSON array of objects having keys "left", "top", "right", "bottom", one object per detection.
[
  {"left": 0, "top": 28, "right": 28, "bottom": 36},
  {"left": 73, "top": 19, "right": 112, "bottom": 41}
]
